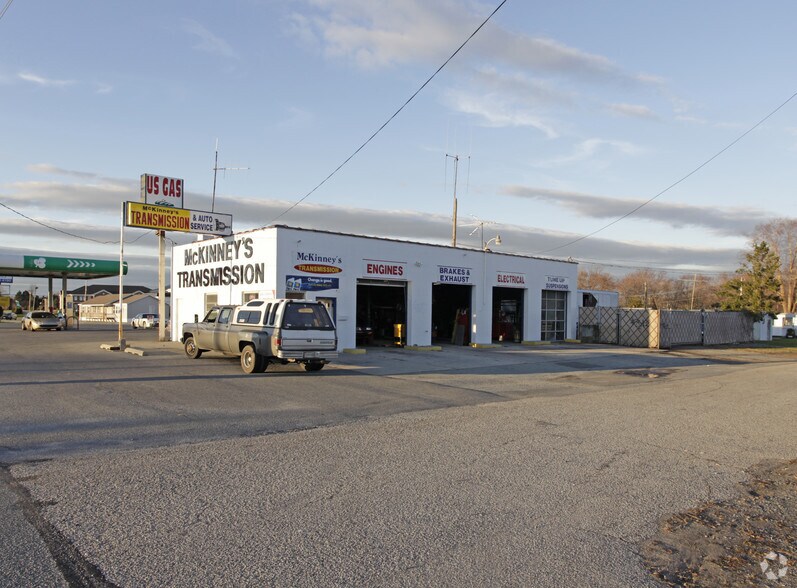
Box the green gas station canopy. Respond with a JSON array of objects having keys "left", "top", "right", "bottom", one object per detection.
[{"left": 0, "top": 254, "right": 127, "bottom": 280}]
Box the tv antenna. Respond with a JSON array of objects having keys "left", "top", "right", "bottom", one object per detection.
[{"left": 211, "top": 139, "right": 249, "bottom": 212}]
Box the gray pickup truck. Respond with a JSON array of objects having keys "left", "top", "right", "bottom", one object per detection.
[{"left": 181, "top": 298, "right": 338, "bottom": 374}]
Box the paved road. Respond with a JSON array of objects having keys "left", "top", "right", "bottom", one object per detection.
[{"left": 1, "top": 322, "right": 795, "bottom": 586}]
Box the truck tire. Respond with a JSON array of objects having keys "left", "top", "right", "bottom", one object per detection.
[
  {"left": 240, "top": 345, "right": 266, "bottom": 374},
  {"left": 184, "top": 336, "right": 203, "bottom": 359},
  {"left": 303, "top": 361, "right": 324, "bottom": 372}
]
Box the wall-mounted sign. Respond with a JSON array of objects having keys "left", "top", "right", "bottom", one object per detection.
[
  {"left": 496, "top": 271, "right": 526, "bottom": 286},
  {"left": 294, "top": 252, "right": 343, "bottom": 274},
  {"left": 140, "top": 173, "right": 184, "bottom": 208},
  {"left": 545, "top": 275, "right": 570, "bottom": 291},
  {"left": 286, "top": 275, "right": 340, "bottom": 292},
  {"left": 294, "top": 264, "right": 342, "bottom": 274},
  {"left": 125, "top": 202, "right": 232, "bottom": 236},
  {"left": 438, "top": 265, "right": 473, "bottom": 284},
  {"left": 0, "top": 276, "right": 12, "bottom": 283},
  {"left": 175, "top": 236, "right": 262, "bottom": 288},
  {"left": 363, "top": 259, "right": 406, "bottom": 279}
]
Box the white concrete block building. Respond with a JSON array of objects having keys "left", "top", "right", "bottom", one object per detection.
[{"left": 170, "top": 226, "right": 579, "bottom": 349}]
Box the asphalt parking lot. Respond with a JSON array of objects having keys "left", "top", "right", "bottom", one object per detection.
[{"left": 1, "top": 321, "right": 795, "bottom": 587}]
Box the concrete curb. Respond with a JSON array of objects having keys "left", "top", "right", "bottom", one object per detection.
[{"left": 402, "top": 345, "right": 442, "bottom": 352}]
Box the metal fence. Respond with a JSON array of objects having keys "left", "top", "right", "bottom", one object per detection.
[{"left": 578, "top": 307, "right": 754, "bottom": 349}]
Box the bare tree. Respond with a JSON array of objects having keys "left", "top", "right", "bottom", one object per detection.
[
  {"left": 753, "top": 219, "right": 797, "bottom": 313},
  {"left": 617, "top": 270, "right": 675, "bottom": 308},
  {"left": 577, "top": 266, "right": 618, "bottom": 291}
]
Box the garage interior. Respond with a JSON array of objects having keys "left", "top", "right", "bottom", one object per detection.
[
  {"left": 356, "top": 281, "right": 407, "bottom": 346},
  {"left": 492, "top": 287, "right": 524, "bottom": 342},
  {"left": 432, "top": 283, "right": 472, "bottom": 345}
]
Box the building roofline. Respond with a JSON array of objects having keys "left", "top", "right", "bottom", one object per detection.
[{"left": 187, "top": 224, "right": 577, "bottom": 265}]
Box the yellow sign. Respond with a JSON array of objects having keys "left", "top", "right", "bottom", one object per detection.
[{"left": 126, "top": 202, "right": 191, "bottom": 232}]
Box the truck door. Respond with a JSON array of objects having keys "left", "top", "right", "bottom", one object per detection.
[
  {"left": 195, "top": 307, "right": 220, "bottom": 349},
  {"left": 213, "top": 307, "right": 234, "bottom": 352}
]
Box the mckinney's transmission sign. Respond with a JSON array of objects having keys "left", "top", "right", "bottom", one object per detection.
[{"left": 125, "top": 202, "right": 233, "bottom": 236}]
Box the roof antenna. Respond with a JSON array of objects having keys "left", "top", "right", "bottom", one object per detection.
[{"left": 211, "top": 139, "right": 249, "bottom": 212}]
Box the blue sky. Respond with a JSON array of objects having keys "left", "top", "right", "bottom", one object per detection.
[{"left": 2, "top": 0, "right": 796, "bottom": 289}]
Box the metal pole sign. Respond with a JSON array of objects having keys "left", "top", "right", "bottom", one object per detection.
[{"left": 124, "top": 202, "right": 232, "bottom": 236}]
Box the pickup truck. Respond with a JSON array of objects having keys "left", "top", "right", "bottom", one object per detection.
[{"left": 181, "top": 299, "right": 338, "bottom": 374}]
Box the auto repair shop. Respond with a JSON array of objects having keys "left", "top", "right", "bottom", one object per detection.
[{"left": 170, "top": 225, "right": 578, "bottom": 350}]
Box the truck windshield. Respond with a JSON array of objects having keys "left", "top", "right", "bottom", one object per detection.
[{"left": 281, "top": 303, "right": 334, "bottom": 330}]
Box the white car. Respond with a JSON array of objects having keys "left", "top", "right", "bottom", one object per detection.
[
  {"left": 2, "top": 310, "right": 16, "bottom": 320},
  {"left": 131, "top": 313, "right": 159, "bottom": 329}
]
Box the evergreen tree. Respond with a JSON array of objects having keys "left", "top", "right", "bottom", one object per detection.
[{"left": 719, "top": 241, "right": 782, "bottom": 318}]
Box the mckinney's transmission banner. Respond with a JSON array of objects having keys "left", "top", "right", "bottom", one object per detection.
[{"left": 125, "top": 202, "right": 233, "bottom": 236}]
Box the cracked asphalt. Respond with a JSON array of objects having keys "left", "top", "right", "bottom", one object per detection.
[{"left": 1, "top": 322, "right": 795, "bottom": 586}]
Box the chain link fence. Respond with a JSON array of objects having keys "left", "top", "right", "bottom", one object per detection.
[{"left": 578, "top": 308, "right": 754, "bottom": 349}]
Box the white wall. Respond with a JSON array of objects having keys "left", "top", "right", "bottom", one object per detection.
[{"left": 171, "top": 227, "right": 579, "bottom": 348}]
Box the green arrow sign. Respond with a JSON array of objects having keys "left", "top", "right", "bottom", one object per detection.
[{"left": 23, "top": 256, "right": 128, "bottom": 275}]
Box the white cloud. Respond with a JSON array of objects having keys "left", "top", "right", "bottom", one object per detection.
[
  {"left": 288, "top": 0, "right": 657, "bottom": 86},
  {"left": 606, "top": 103, "right": 658, "bottom": 120},
  {"left": 277, "top": 106, "right": 315, "bottom": 129},
  {"left": 534, "top": 139, "right": 642, "bottom": 168},
  {"left": 18, "top": 72, "right": 75, "bottom": 87},
  {"left": 0, "top": 174, "right": 746, "bottom": 285},
  {"left": 444, "top": 89, "right": 559, "bottom": 137},
  {"left": 502, "top": 185, "right": 775, "bottom": 237},
  {"left": 182, "top": 19, "right": 238, "bottom": 59},
  {"left": 26, "top": 164, "right": 101, "bottom": 179}
]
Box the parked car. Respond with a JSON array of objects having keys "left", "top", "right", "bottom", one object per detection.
[
  {"left": 1, "top": 310, "right": 16, "bottom": 320},
  {"left": 131, "top": 313, "right": 159, "bottom": 329},
  {"left": 21, "top": 311, "right": 62, "bottom": 331}
]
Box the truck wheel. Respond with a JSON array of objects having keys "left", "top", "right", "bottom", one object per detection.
[
  {"left": 241, "top": 345, "right": 266, "bottom": 374},
  {"left": 303, "top": 361, "right": 324, "bottom": 372},
  {"left": 184, "top": 336, "right": 202, "bottom": 359}
]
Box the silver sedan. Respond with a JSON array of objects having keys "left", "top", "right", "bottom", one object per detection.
[{"left": 21, "top": 311, "right": 63, "bottom": 331}]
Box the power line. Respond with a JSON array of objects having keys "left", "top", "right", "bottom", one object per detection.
[
  {"left": 0, "top": 200, "right": 154, "bottom": 246},
  {"left": 535, "top": 89, "right": 797, "bottom": 255},
  {"left": 265, "top": 0, "right": 508, "bottom": 226},
  {"left": 0, "top": 0, "right": 14, "bottom": 21}
]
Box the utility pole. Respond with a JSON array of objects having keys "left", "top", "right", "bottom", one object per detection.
[
  {"left": 690, "top": 273, "right": 697, "bottom": 310},
  {"left": 211, "top": 139, "right": 249, "bottom": 213},
  {"left": 446, "top": 154, "right": 459, "bottom": 246}
]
